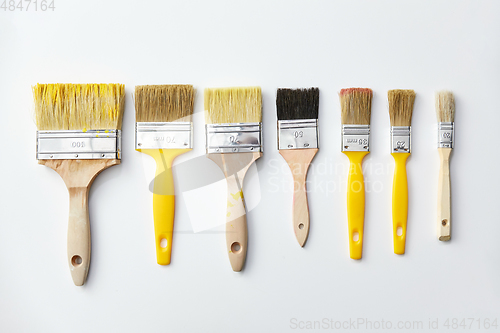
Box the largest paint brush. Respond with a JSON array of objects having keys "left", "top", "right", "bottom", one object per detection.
[
  {"left": 34, "top": 83, "right": 125, "bottom": 285},
  {"left": 204, "top": 87, "right": 262, "bottom": 271}
]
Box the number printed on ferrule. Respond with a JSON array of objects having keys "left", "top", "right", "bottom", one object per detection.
[
  {"left": 71, "top": 141, "right": 85, "bottom": 148},
  {"left": 154, "top": 136, "right": 175, "bottom": 143}
]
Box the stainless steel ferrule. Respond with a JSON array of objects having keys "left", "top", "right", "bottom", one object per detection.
[
  {"left": 36, "top": 130, "right": 121, "bottom": 160},
  {"left": 278, "top": 119, "right": 318, "bottom": 150},
  {"left": 135, "top": 122, "right": 192, "bottom": 150},
  {"left": 438, "top": 122, "right": 454, "bottom": 148},
  {"left": 391, "top": 126, "right": 411, "bottom": 153},
  {"left": 341, "top": 124, "right": 370, "bottom": 152},
  {"left": 206, "top": 122, "right": 262, "bottom": 153}
]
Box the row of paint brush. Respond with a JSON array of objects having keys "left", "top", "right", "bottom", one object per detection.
[{"left": 33, "top": 84, "right": 455, "bottom": 286}]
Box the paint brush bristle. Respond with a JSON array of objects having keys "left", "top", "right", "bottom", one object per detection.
[
  {"left": 435, "top": 91, "right": 455, "bottom": 123},
  {"left": 276, "top": 88, "right": 319, "bottom": 120},
  {"left": 135, "top": 85, "right": 194, "bottom": 123},
  {"left": 33, "top": 83, "right": 125, "bottom": 131},
  {"left": 340, "top": 88, "right": 372, "bottom": 125},
  {"left": 204, "top": 87, "right": 262, "bottom": 124},
  {"left": 388, "top": 89, "right": 415, "bottom": 126}
]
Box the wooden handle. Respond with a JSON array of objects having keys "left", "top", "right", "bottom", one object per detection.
[
  {"left": 391, "top": 153, "right": 410, "bottom": 255},
  {"left": 39, "top": 159, "right": 120, "bottom": 286},
  {"left": 67, "top": 187, "right": 91, "bottom": 286},
  {"left": 343, "top": 151, "right": 369, "bottom": 259},
  {"left": 208, "top": 152, "right": 261, "bottom": 272},
  {"left": 139, "top": 149, "right": 191, "bottom": 265},
  {"left": 279, "top": 149, "right": 318, "bottom": 247},
  {"left": 438, "top": 148, "right": 452, "bottom": 241}
]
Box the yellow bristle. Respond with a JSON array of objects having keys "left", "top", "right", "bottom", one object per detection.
[
  {"left": 388, "top": 89, "right": 416, "bottom": 126},
  {"left": 33, "top": 83, "right": 125, "bottom": 131},
  {"left": 135, "top": 85, "right": 194, "bottom": 123},
  {"left": 204, "top": 87, "right": 262, "bottom": 124}
]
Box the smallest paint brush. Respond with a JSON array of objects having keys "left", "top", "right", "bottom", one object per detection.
[
  {"left": 276, "top": 88, "right": 319, "bottom": 247},
  {"left": 435, "top": 91, "right": 455, "bottom": 241}
]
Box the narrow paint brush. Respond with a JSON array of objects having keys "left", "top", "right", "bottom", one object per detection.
[
  {"left": 135, "top": 85, "right": 194, "bottom": 264},
  {"left": 204, "top": 87, "right": 262, "bottom": 271},
  {"left": 340, "top": 88, "right": 372, "bottom": 259},
  {"left": 388, "top": 89, "right": 416, "bottom": 254},
  {"left": 276, "top": 88, "right": 319, "bottom": 246},
  {"left": 435, "top": 91, "right": 455, "bottom": 241},
  {"left": 34, "top": 83, "right": 125, "bottom": 286}
]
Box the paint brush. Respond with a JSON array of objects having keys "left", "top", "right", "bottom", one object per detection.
[
  {"left": 204, "top": 87, "right": 262, "bottom": 271},
  {"left": 135, "top": 85, "right": 194, "bottom": 264},
  {"left": 276, "top": 88, "right": 319, "bottom": 246},
  {"left": 340, "top": 88, "right": 372, "bottom": 259},
  {"left": 388, "top": 89, "right": 416, "bottom": 254},
  {"left": 435, "top": 91, "right": 455, "bottom": 241},
  {"left": 34, "top": 83, "right": 125, "bottom": 286}
]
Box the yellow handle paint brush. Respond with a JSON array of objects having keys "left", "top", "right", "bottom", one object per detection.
[
  {"left": 340, "top": 88, "right": 372, "bottom": 259},
  {"left": 276, "top": 88, "right": 319, "bottom": 247},
  {"left": 435, "top": 91, "right": 455, "bottom": 241},
  {"left": 34, "top": 83, "right": 125, "bottom": 286},
  {"left": 204, "top": 87, "right": 262, "bottom": 271},
  {"left": 388, "top": 89, "right": 416, "bottom": 254},
  {"left": 135, "top": 85, "right": 194, "bottom": 265}
]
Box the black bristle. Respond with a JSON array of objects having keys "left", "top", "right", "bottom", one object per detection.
[{"left": 276, "top": 88, "right": 319, "bottom": 120}]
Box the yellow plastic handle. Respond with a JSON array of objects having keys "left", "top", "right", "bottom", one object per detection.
[
  {"left": 391, "top": 153, "right": 410, "bottom": 255},
  {"left": 138, "top": 149, "right": 191, "bottom": 265},
  {"left": 343, "top": 151, "right": 369, "bottom": 260}
]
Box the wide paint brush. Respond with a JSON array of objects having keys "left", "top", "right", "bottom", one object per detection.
[
  {"left": 204, "top": 87, "right": 262, "bottom": 271},
  {"left": 34, "top": 83, "right": 124, "bottom": 285}
]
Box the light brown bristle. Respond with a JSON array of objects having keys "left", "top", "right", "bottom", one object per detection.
[
  {"left": 135, "top": 85, "right": 195, "bottom": 122},
  {"left": 388, "top": 89, "right": 416, "bottom": 126},
  {"left": 204, "top": 87, "right": 262, "bottom": 124},
  {"left": 33, "top": 83, "right": 125, "bottom": 131},
  {"left": 435, "top": 91, "right": 455, "bottom": 122},
  {"left": 339, "top": 88, "right": 372, "bottom": 125}
]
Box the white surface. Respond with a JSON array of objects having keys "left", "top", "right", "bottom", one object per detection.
[{"left": 1, "top": 1, "right": 500, "bottom": 332}]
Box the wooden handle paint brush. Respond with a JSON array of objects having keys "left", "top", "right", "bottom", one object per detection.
[
  {"left": 135, "top": 85, "right": 194, "bottom": 264},
  {"left": 276, "top": 88, "right": 319, "bottom": 246},
  {"left": 340, "top": 88, "right": 372, "bottom": 259},
  {"left": 204, "top": 87, "right": 262, "bottom": 272},
  {"left": 435, "top": 91, "right": 455, "bottom": 241},
  {"left": 388, "top": 89, "right": 416, "bottom": 254},
  {"left": 34, "top": 83, "right": 125, "bottom": 286}
]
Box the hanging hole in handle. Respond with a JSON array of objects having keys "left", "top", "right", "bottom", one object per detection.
[
  {"left": 397, "top": 227, "right": 403, "bottom": 236},
  {"left": 442, "top": 219, "right": 448, "bottom": 226},
  {"left": 231, "top": 242, "right": 241, "bottom": 254},
  {"left": 160, "top": 238, "right": 168, "bottom": 249},
  {"left": 71, "top": 255, "right": 82, "bottom": 267},
  {"left": 298, "top": 223, "right": 304, "bottom": 230},
  {"left": 352, "top": 232, "right": 359, "bottom": 242}
]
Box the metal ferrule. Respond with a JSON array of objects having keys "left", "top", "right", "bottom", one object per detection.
[
  {"left": 278, "top": 119, "right": 318, "bottom": 150},
  {"left": 135, "top": 122, "right": 192, "bottom": 150},
  {"left": 391, "top": 126, "right": 411, "bottom": 153},
  {"left": 206, "top": 122, "right": 262, "bottom": 153},
  {"left": 341, "top": 124, "right": 370, "bottom": 152},
  {"left": 438, "top": 122, "right": 454, "bottom": 148},
  {"left": 36, "top": 130, "right": 121, "bottom": 160}
]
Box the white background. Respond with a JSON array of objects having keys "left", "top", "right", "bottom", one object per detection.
[{"left": 1, "top": 1, "right": 500, "bottom": 332}]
